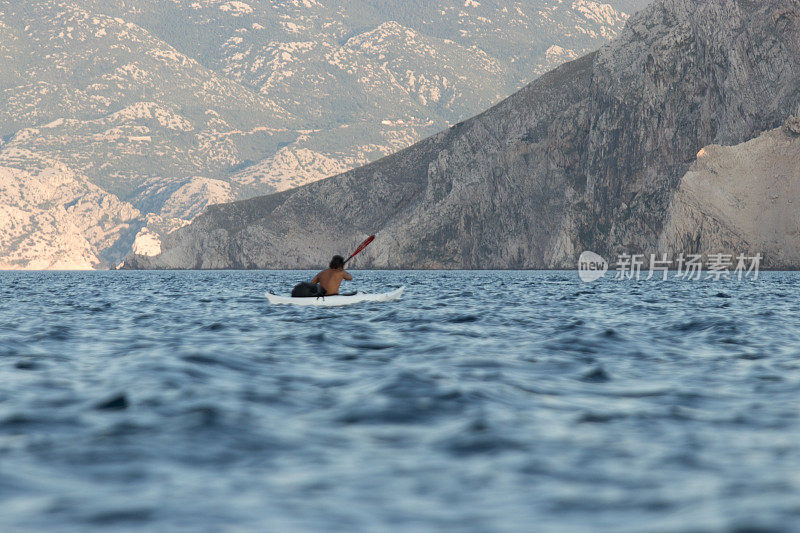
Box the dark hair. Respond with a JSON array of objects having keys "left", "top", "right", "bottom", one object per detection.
[{"left": 329, "top": 255, "right": 345, "bottom": 269}]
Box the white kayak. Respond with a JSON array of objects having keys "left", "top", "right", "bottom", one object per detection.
[{"left": 265, "top": 286, "right": 405, "bottom": 307}]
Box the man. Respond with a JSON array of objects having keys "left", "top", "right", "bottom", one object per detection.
[
  {"left": 311, "top": 255, "right": 352, "bottom": 295},
  {"left": 291, "top": 255, "right": 353, "bottom": 297}
]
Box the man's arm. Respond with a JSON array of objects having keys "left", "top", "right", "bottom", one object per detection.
[
  {"left": 311, "top": 271, "right": 321, "bottom": 283},
  {"left": 342, "top": 270, "right": 353, "bottom": 281}
]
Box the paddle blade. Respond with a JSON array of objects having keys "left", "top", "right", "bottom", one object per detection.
[{"left": 345, "top": 235, "right": 375, "bottom": 264}]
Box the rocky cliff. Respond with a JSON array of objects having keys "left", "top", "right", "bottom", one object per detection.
[
  {"left": 0, "top": 149, "right": 140, "bottom": 269},
  {"left": 659, "top": 118, "right": 800, "bottom": 268},
  {"left": 125, "top": 0, "right": 800, "bottom": 269}
]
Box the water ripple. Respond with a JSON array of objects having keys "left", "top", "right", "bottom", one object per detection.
[{"left": 0, "top": 270, "right": 798, "bottom": 531}]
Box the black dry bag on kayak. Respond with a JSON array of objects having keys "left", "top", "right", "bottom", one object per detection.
[{"left": 291, "top": 282, "right": 327, "bottom": 298}]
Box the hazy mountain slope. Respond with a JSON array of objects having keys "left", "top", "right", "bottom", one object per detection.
[
  {"left": 76, "top": 0, "right": 646, "bottom": 194},
  {"left": 0, "top": 2, "right": 293, "bottom": 202},
  {"left": 125, "top": 0, "right": 800, "bottom": 269}
]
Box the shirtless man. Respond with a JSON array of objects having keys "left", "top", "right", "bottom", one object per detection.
[{"left": 311, "top": 255, "right": 352, "bottom": 295}]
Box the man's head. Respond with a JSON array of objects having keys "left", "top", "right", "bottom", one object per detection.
[{"left": 329, "top": 255, "right": 345, "bottom": 269}]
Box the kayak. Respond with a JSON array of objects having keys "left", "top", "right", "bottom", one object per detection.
[{"left": 265, "top": 286, "right": 405, "bottom": 307}]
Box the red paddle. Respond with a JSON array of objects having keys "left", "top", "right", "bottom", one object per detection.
[{"left": 344, "top": 235, "right": 375, "bottom": 264}]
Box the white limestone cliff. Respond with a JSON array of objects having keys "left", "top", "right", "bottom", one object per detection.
[{"left": 659, "top": 120, "right": 800, "bottom": 267}]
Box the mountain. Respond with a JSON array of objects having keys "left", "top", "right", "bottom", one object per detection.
[
  {"left": 0, "top": 0, "right": 647, "bottom": 268},
  {"left": 124, "top": 0, "right": 800, "bottom": 270}
]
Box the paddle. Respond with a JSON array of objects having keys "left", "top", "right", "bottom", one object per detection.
[{"left": 344, "top": 235, "right": 375, "bottom": 265}]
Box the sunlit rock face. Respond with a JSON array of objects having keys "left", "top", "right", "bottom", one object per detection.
[
  {"left": 0, "top": 150, "right": 140, "bottom": 269},
  {"left": 0, "top": 0, "right": 644, "bottom": 268},
  {"left": 126, "top": 0, "right": 800, "bottom": 270},
  {"left": 659, "top": 120, "right": 800, "bottom": 268}
]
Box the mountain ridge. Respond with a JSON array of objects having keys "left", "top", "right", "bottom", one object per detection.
[
  {"left": 0, "top": 0, "right": 646, "bottom": 268},
  {"left": 124, "top": 0, "right": 800, "bottom": 269}
]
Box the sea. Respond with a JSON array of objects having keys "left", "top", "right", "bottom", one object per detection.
[{"left": 0, "top": 270, "right": 798, "bottom": 532}]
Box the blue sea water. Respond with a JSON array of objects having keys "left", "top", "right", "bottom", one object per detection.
[{"left": 0, "top": 270, "right": 798, "bottom": 532}]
